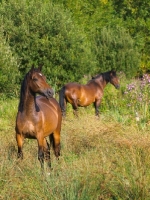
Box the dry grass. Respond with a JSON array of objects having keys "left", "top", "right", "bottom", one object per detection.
[{"left": 1, "top": 99, "right": 150, "bottom": 199}]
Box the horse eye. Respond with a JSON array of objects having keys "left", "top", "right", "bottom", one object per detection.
[{"left": 33, "top": 78, "right": 38, "bottom": 81}]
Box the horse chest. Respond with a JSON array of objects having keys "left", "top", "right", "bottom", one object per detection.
[{"left": 18, "top": 120, "right": 37, "bottom": 138}]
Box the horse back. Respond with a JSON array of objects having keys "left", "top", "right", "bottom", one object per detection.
[
  {"left": 64, "top": 82, "right": 101, "bottom": 106},
  {"left": 64, "top": 82, "right": 82, "bottom": 99}
]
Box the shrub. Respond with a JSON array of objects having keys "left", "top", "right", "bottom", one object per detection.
[
  {"left": 93, "top": 26, "right": 141, "bottom": 77},
  {"left": 123, "top": 74, "right": 150, "bottom": 124},
  {"left": 0, "top": 27, "right": 20, "bottom": 98},
  {"left": 0, "top": 0, "right": 97, "bottom": 91}
]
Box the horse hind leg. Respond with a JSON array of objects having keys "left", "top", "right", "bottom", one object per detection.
[
  {"left": 37, "top": 138, "right": 45, "bottom": 169},
  {"left": 43, "top": 138, "right": 51, "bottom": 168},
  {"left": 72, "top": 100, "right": 78, "bottom": 117},
  {"left": 50, "top": 131, "right": 60, "bottom": 159},
  {"left": 16, "top": 133, "right": 24, "bottom": 159}
]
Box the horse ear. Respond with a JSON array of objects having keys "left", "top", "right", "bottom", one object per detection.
[
  {"left": 31, "top": 64, "right": 34, "bottom": 71},
  {"left": 110, "top": 69, "right": 117, "bottom": 77},
  {"left": 29, "top": 65, "right": 34, "bottom": 76},
  {"left": 111, "top": 69, "right": 116, "bottom": 73},
  {"left": 38, "top": 64, "right": 43, "bottom": 71}
]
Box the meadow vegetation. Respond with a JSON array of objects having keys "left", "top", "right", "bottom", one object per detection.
[
  {"left": 1, "top": 75, "right": 150, "bottom": 200},
  {"left": 0, "top": 0, "right": 150, "bottom": 199},
  {"left": 0, "top": 0, "right": 150, "bottom": 97}
]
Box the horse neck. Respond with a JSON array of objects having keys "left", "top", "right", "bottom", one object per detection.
[
  {"left": 91, "top": 75, "right": 108, "bottom": 90},
  {"left": 19, "top": 87, "right": 38, "bottom": 115}
]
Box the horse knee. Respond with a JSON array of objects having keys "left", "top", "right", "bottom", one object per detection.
[
  {"left": 38, "top": 148, "right": 44, "bottom": 160},
  {"left": 38, "top": 146, "right": 44, "bottom": 168}
]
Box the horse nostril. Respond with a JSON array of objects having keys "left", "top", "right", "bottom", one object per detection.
[
  {"left": 47, "top": 89, "right": 54, "bottom": 97},
  {"left": 116, "top": 85, "right": 120, "bottom": 89}
]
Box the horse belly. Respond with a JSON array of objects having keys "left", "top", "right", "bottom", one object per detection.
[
  {"left": 43, "top": 115, "right": 58, "bottom": 136},
  {"left": 78, "top": 95, "right": 95, "bottom": 107}
]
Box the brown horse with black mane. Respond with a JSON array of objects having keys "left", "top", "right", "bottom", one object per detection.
[
  {"left": 59, "top": 70, "right": 119, "bottom": 117},
  {"left": 15, "top": 65, "right": 62, "bottom": 169}
]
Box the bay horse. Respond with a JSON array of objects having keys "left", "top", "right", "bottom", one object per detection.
[
  {"left": 59, "top": 70, "right": 119, "bottom": 117},
  {"left": 15, "top": 65, "right": 62, "bottom": 169}
]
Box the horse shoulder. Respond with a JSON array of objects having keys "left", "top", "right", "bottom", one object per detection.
[
  {"left": 37, "top": 96, "right": 60, "bottom": 113},
  {"left": 88, "top": 81, "right": 104, "bottom": 99}
]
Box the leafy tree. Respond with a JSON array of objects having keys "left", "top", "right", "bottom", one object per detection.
[
  {"left": 112, "top": 0, "right": 150, "bottom": 72},
  {"left": 0, "top": 27, "right": 19, "bottom": 98},
  {"left": 0, "top": 0, "right": 97, "bottom": 90},
  {"left": 93, "top": 26, "right": 141, "bottom": 77},
  {"left": 0, "top": 0, "right": 149, "bottom": 98}
]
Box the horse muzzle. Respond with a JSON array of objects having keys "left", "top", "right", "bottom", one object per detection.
[
  {"left": 115, "top": 84, "right": 120, "bottom": 89},
  {"left": 44, "top": 88, "right": 54, "bottom": 98}
]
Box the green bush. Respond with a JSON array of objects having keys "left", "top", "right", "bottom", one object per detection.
[
  {"left": 0, "top": 0, "right": 148, "bottom": 97},
  {"left": 0, "top": 27, "right": 20, "bottom": 98},
  {"left": 93, "top": 26, "right": 141, "bottom": 77},
  {"left": 0, "top": 0, "right": 97, "bottom": 91}
]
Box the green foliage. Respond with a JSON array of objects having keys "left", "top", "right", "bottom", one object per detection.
[
  {"left": 122, "top": 74, "right": 150, "bottom": 127},
  {"left": 0, "top": 0, "right": 97, "bottom": 90},
  {"left": 93, "top": 26, "right": 141, "bottom": 77},
  {"left": 0, "top": 27, "right": 20, "bottom": 98},
  {"left": 1, "top": 96, "right": 150, "bottom": 199},
  {"left": 112, "top": 0, "right": 150, "bottom": 72},
  {"left": 0, "top": 0, "right": 149, "bottom": 96}
]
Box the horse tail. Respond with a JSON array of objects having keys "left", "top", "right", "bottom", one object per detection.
[{"left": 59, "top": 86, "right": 66, "bottom": 115}]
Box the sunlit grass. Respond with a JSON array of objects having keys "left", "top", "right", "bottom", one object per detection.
[{"left": 1, "top": 86, "right": 150, "bottom": 199}]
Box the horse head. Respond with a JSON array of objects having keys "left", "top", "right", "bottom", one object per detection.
[
  {"left": 109, "top": 70, "right": 120, "bottom": 89},
  {"left": 28, "top": 65, "right": 54, "bottom": 98}
]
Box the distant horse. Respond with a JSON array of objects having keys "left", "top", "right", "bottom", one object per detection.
[
  {"left": 15, "top": 65, "right": 62, "bottom": 169},
  {"left": 59, "top": 70, "right": 119, "bottom": 117}
]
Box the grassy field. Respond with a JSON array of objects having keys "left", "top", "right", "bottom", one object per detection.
[{"left": 0, "top": 90, "right": 150, "bottom": 200}]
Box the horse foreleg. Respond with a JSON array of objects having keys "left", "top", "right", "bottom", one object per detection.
[
  {"left": 16, "top": 133, "right": 24, "bottom": 159},
  {"left": 43, "top": 138, "right": 51, "bottom": 168},
  {"left": 37, "top": 138, "right": 44, "bottom": 169},
  {"left": 94, "top": 100, "right": 101, "bottom": 117}
]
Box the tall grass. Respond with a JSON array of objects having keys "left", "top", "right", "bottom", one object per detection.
[{"left": 1, "top": 75, "right": 150, "bottom": 199}]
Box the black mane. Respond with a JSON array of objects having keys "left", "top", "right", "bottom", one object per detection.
[
  {"left": 92, "top": 70, "right": 116, "bottom": 83},
  {"left": 18, "top": 72, "right": 30, "bottom": 112},
  {"left": 18, "top": 68, "right": 40, "bottom": 112}
]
